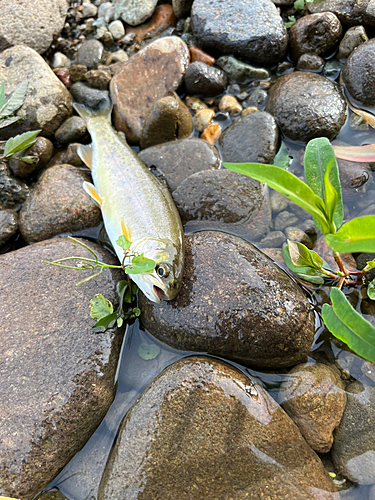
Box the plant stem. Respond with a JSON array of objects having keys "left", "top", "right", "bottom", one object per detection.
[{"left": 333, "top": 251, "right": 350, "bottom": 276}]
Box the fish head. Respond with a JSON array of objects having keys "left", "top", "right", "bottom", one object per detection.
[{"left": 129, "top": 237, "right": 184, "bottom": 303}]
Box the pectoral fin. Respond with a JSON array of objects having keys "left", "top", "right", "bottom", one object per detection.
[
  {"left": 121, "top": 219, "right": 132, "bottom": 242},
  {"left": 83, "top": 181, "right": 102, "bottom": 206},
  {"left": 77, "top": 144, "right": 92, "bottom": 169}
]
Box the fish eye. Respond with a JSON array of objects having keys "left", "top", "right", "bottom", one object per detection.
[{"left": 155, "top": 263, "right": 170, "bottom": 278}]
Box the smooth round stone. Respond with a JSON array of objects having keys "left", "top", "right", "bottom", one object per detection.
[
  {"left": 0, "top": 46, "right": 73, "bottom": 140},
  {"left": 124, "top": 4, "right": 177, "bottom": 44},
  {"left": 52, "top": 52, "right": 71, "bottom": 69},
  {"left": 200, "top": 122, "right": 221, "bottom": 144},
  {"left": 0, "top": 209, "right": 18, "bottom": 247},
  {"left": 219, "top": 111, "right": 278, "bottom": 163},
  {"left": 0, "top": 163, "right": 29, "bottom": 210},
  {"left": 49, "top": 143, "right": 84, "bottom": 168},
  {"left": 184, "top": 61, "right": 228, "bottom": 97},
  {"left": 77, "top": 39, "right": 104, "bottom": 69},
  {"left": 54, "top": 116, "right": 87, "bottom": 144},
  {"left": 84, "top": 69, "right": 112, "bottom": 90},
  {"left": 0, "top": 238, "right": 124, "bottom": 499},
  {"left": 139, "top": 231, "right": 316, "bottom": 369},
  {"left": 259, "top": 230, "right": 286, "bottom": 248},
  {"left": 191, "top": 0, "right": 288, "bottom": 65},
  {"left": 338, "top": 158, "right": 371, "bottom": 199},
  {"left": 194, "top": 107, "right": 215, "bottom": 132},
  {"left": 274, "top": 210, "right": 299, "bottom": 230},
  {"left": 82, "top": 0, "right": 98, "bottom": 18},
  {"left": 280, "top": 362, "right": 347, "bottom": 453},
  {"left": 266, "top": 72, "right": 347, "bottom": 142},
  {"left": 289, "top": 13, "right": 342, "bottom": 61},
  {"left": 243, "top": 88, "right": 268, "bottom": 110},
  {"left": 216, "top": 55, "right": 270, "bottom": 83},
  {"left": 138, "top": 138, "right": 220, "bottom": 191},
  {"left": 307, "top": 0, "right": 375, "bottom": 26},
  {"left": 296, "top": 53, "right": 325, "bottom": 72},
  {"left": 69, "top": 64, "right": 88, "bottom": 82},
  {"left": 284, "top": 226, "right": 313, "bottom": 249},
  {"left": 99, "top": 357, "right": 338, "bottom": 499},
  {"left": 218, "top": 95, "right": 242, "bottom": 114},
  {"left": 113, "top": 0, "right": 158, "bottom": 25},
  {"left": 341, "top": 39, "right": 375, "bottom": 106},
  {"left": 19, "top": 165, "right": 102, "bottom": 243},
  {"left": 0, "top": 0, "right": 68, "bottom": 53},
  {"left": 337, "top": 26, "right": 368, "bottom": 59},
  {"left": 70, "top": 82, "right": 109, "bottom": 108},
  {"left": 8, "top": 137, "right": 54, "bottom": 178},
  {"left": 105, "top": 49, "right": 129, "bottom": 65},
  {"left": 172, "top": 169, "right": 271, "bottom": 239},
  {"left": 108, "top": 20, "right": 125, "bottom": 39}
]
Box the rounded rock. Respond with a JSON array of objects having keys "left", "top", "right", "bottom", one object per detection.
[
  {"left": 0, "top": 209, "right": 18, "bottom": 247},
  {"left": 184, "top": 61, "right": 228, "bottom": 97},
  {"left": 266, "top": 72, "right": 347, "bottom": 142},
  {"left": 139, "top": 231, "right": 316, "bottom": 369},
  {"left": 341, "top": 39, "right": 375, "bottom": 106},
  {"left": 216, "top": 55, "right": 270, "bottom": 83},
  {"left": 0, "top": 163, "right": 29, "bottom": 210},
  {"left": 296, "top": 53, "right": 325, "bottom": 72},
  {"left": 337, "top": 25, "right": 368, "bottom": 59},
  {"left": 194, "top": 107, "right": 215, "bottom": 132},
  {"left": 219, "top": 95, "right": 242, "bottom": 114},
  {"left": 124, "top": 4, "right": 177, "bottom": 44},
  {"left": 77, "top": 39, "right": 104, "bottom": 69},
  {"left": 70, "top": 82, "right": 109, "bottom": 108},
  {"left": 54, "top": 116, "right": 87, "bottom": 144},
  {"left": 8, "top": 137, "right": 54, "bottom": 179},
  {"left": 85, "top": 68, "right": 112, "bottom": 90},
  {"left": 108, "top": 20, "right": 125, "bottom": 39},
  {"left": 113, "top": 0, "right": 158, "bottom": 26},
  {"left": 307, "top": 0, "right": 375, "bottom": 26}
]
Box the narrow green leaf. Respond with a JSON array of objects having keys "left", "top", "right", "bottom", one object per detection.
[
  {"left": 333, "top": 143, "right": 375, "bottom": 162},
  {"left": 282, "top": 244, "right": 325, "bottom": 284},
  {"left": 90, "top": 294, "right": 114, "bottom": 321},
  {"left": 116, "top": 234, "right": 131, "bottom": 251},
  {"left": 222, "top": 162, "right": 331, "bottom": 233},
  {"left": 138, "top": 343, "right": 161, "bottom": 360},
  {"left": 304, "top": 138, "right": 343, "bottom": 231},
  {"left": 325, "top": 215, "right": 375, "bottom": 253},
  {"left": 0, "top": 82, "right": 6, "bottom": 109},
  {"left": 322, "top": 287, "right": 375, "bottom": 362},
  {"left": 92, "top": 312, "right": 118, "bottom": 333},
  {"left": 125, "top": 254, "right": 155, "bottom": 274},
  {"left": 19, "top": 156, "right": 37, "bottom": 164},
  {"left": 323, "top": 160, "right": 339, "bottom": 230},
  {"left": 0, "top": 115, "right": 22, "bottom": 129},
  {"left": 3, "top": 130, "right": 40, "bottom": 158},
  {"left": 273, "top": 142, "right": 292, "bottom": 170},
  {"left": 368, "top": 280, "right": 375, "bottom": 300},
  {"left": 0, "top": 80, "right": 28, "bottom": 118}
]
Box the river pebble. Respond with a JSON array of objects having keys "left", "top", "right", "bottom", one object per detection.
[
  {"left": 0, "top": 46, "right": 73, "bottom": 140},
  {"left": 219, "top": 111, "right": 278, "bottom": 163},
  {"left": 285, "top": 226, "right": 313, "bottom": 248},
  {"left": 184, "top": 61, "right": 228, "bottom": 97},
  {"left": 110, "top": 36, "right": 189, "bottom": 144},
  {"left": 113, "top": 0, "right": 158, "bottom": 25},
  {"left": 307, "top": 0, "right": 375, "bottom": 26},
  {"left": 54, "top": 116, "right": 87, "bottom": 144},
  {"left": 124, "top": 4, "right": 177, "bottom": 43},
  {"left": 19, "top": 165, "right": 102, "bottom": 243},
  {"left": 8, "top": 137, "right": 54, "bottom": 179},
  {"left": 99, "top": 356, "right": 338, "bottom": 499},
  {"left": 139, "top": 231, "right": 315, "bottom": 369},
  {"left": 191, "top": 0, "right": 288, "bottom": 65},
  {"left": 189, "top": 46, "right": 215, "bottom": 65},
  {"left": 0, "top": 163, "right": 29, "bottom": 210},
  {"left": 138, "top": 138, "right": 220, "bottom": 191},
  {"left": 77, "top": 39, "right": 104, "bottom": 69},
  {"left": 296, "top": 53, "right": 325, "bottom": 72},
  {"left": 0, "top": 0, "right": 68, "bottom": 53},
  {"left": 289, "top": 13, "right": 342, "bottom": 61},
  {"left": 266, "top": 72, "right": 347, "bottom": 142},
  {"left": 0, "top": 209, "right": 18, "bottom": 247},
  {"left": 172, "top": 169, "right": 271, "bottom": 238},
  {"left": 172, "top": 0, "right": 194, "bottom": 18},
  {"left": 194, "top": 107, "right": 215, "bottom": 131},
  {"left": 274, "top": 210, "right": 299, "bottom": 230},
  {"left": 0, "top": 238, "right": 124, "bottom": 499},
  {"left": 70, "top": 82, "right": 109, "bottom": 108},
  {"left": 337, "top": 25, "right": 368, "bottom": 59},
  {"left": 219, "top": 95, "right": 242, "bottom": 114},
  {"left": 216, "top": 55, "right": 270, "bottom": 83},
  {"left": 280, "top": 362, "right": 347, "bottom": 453}
]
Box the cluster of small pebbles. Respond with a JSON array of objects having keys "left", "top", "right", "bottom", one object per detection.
[{"left": 1, "top": 0, "right": 375, "bottom": 499}]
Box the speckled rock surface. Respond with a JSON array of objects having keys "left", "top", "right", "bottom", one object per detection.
[
  {"left": 77, "top": 39, "right": 104, "bottom": 69},
  {"left": 0, "top": 163, "right": 29, "bottom": 210},
  {"left": 139, "top": 231, "right": 315, "bottom": 369},
  {"left": 172, "top": 169, "right": 271, "bottom": 239},
  {"left": 307, "top": 0, "right": 375, "bottom": 26},
  {"left": 219, "top": 111, "right": 279, "bottom": 163},
  {"left": 184, "top": 61, "right": 228, "bottom": 97},
  {"left": 98, "top": 357, "right": 338, "bottom": 499},
  {"left": 280, "top": 362, "right": 347, "bottom": 453},
  {"left": 337, "top": 26, "right": 368, "bottom": 59},
  {"left": 289, "top": 13, "right": 342, "bottom": 61},
  {"left": 0, "top": 0, "right": 68, "bottom": 53},
  {"left": 266, "top": 72, "right": 347, "bottom": 142},
  {"left": 0, "top": 238, "right": 124, "bottom": 500},
  {"left": 54, "top": 116, "right": 87, "bottom": 144},
  {"left": 341, "top": 39, "right": 375, "bottom": 107},
  {"left": 216, "top": 55, "right": 270, "bottom": 83},
  {"left": 0, "top": 209, "right": 18, "bottom": 247},
  {"left": 19, "top": 165, "right": 102, "bottom": 243},
  {"left": 191, "top": 0, "right": 288, "bottom": 65},
  {"left": 0, "top": 46, "right": 72, "bottom": 140},
  {"left": 113, "top": 0, "right": 158, "bottom": 25},
  {"left": 110, "top": 36, "right": 189, "bottom": 144},
  {"left": 138, "top": 138, "right": 221, "bottom": 191}
]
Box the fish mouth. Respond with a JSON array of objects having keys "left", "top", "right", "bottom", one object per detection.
[{"left": 153, "top": 285, "right": 168, "bottom": 301}]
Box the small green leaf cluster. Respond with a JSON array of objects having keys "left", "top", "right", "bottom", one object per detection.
[
  {"left": 0, "top": 80, "right": 40, "bottom": 163},
  {"left": 294, "top": 0, "right": 313, "bottom": 10},
  {"left": 223, "top": 137, "right": 375, "bottom": 363}
]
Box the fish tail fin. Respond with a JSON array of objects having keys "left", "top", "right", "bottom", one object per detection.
[{"left": 73, "top": 97, "right": 113, "bottom": 123}]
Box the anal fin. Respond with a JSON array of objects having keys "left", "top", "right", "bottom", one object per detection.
[
  {"left": 83, "top": 181, "right": 102, "bottom": 206},
  {"left": 121, "top": 219, "right": 132, "bottom": 242},
  {"left": 77, "top": 144, "right": 92, "bottom": 169}
]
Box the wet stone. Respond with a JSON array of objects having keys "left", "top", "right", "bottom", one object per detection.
[
  {"left": 274, "top": 210, "right": 299, "bottom": 230},
  {"left": 219, "top": 111, "right": 278, "bottom": 163},
  {"left": 99, "top": 357, "right": 338, "bottom": 499},
  {"left": 124, "top": 4, "right": 177, "bottom": 44},
  {"left": 138, "top": 138, "right": 220, "bottom": 191},
  {"left": 70, "top": 82, "right": 109, "bottom": 108},
  {"left": 332, "top": 381, "right": 375, "bottom": 484},
  {"left": 219, "top": 95, "right": 242, "bottom": 114},
  {"left": 337, "top": 158, "right": 371, "bottom": 200},
  {"left": 270, "top": 190, "right": 289, "bottom": 212},
  {"left": 110, "top": 36, "right": 189, "bottom": 144},
  {"left": 189, "top": 46, "right": 215, "bottom": 66},
  {"left": 259, "top": 230, "right": 286, "bottom": 248},
  {"left": 341, "top": 39, "right": 375, "bottom": 107},
  {"left": 0, "top": 163, "right": 29, "bottom": 210},
  {"left": 85, "top": 69, "right": 112, "bottom": 90},
  {"left": 184, "top": 61, "right": 228, "bottom": 97},
  {"left": 77, "top": 39, "right": 104, "bottom": 69},
  {"left": 8, "top": 137, "right": 54, "bottom": 179},
  {"left": 0, "top": 238, "right": 124, "bottom": 499},
  {"left": 50, "top": 143, "right": 84, "bottom": 168},
  {"left": 113, "top": 0, "right": 158, "bottom": 25},
  {"left": 52, "top": 52, "right": 71, "bottom": 69},
  {"left": 216, "top": 55, "right": 270, "bottom": 83},
  {"left": 139, "top": 231, "right": 316, "bottom": 369},
  {"left": 243, "top": 88, "right": 268, "bottom": 110},
  {"left": 69, "top": 64, "right": 88, "bottom": 82},
  {"left": 296, "top": 53, "right": 325, "bottom": 72},
  {"left": 19, "top": 165, "right": 102, "bottom": 243},
  {"left": 280, "top": 362, "right": 347, "bottom": 453},
  {"left": 266, "top": 72, "right": 347, "bottom": 142},
  {"left": 307, "top": 0, "right": 375, "bottom": 26},
  {"left": 82, "top": 0, "right": 98, "bottom": 18},
  {"left": 0, "top": 46, "right": 73, "bottom": 140},
  {"left": 0, "top": 209, "right": 18, "bottom": 247},
  {"left": 289, "top": 13, "right": 342, "bottom": 61},
  {"left": 285, "top": 226, "right": 313, "bottom": 249},
  {"left": 172, "top": 169, "right": 271, "bottom": 239},
  {"left": 194, "top": 107, "right": 215, "bottom": 132},
  {"left": 337, "top": 25, "right": 368, "bottom": 59},
  {"left": 140, "top": 92, "right": 193, "bottom": 149},
  {"left": 191, "top": 0, "right": 288, "bottom": 65},
  {"left": 54, "top": 116, "right": 87, "bottom": 144},
  {"left": 172, "top": 0, "right": 194, "bottom": 18}
]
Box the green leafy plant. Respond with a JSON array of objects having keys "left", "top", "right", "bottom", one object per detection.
[
  {"left": 284, "top": 16, "right": 296, "bottom": 28},
  {"left": 223, "top": 137, "right": 375, "bottom": 363},
  {"left": 294, "top": 0, "right": 313, "bottom": 10},
  {"left": 0, "top": 80, "right": 40, "bottom": 163},
  {"left": 43, "top": 236, "right": 156, "bottom": 331}
]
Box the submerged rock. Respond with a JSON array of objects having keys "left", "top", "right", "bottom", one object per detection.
[
  {"left": 0, "top": 238, "right": 125, "bottom": 499},
  {"left": 99, "top": 357, "right": 338, "bottom": 499},
  {"left": 139, "top": 231, "right": 315, "bottom": 369},
  {"left": 184, "top": 61, "right": 228, "bottom": 97},
  {"left": 0, "top": 209, "right": 18, "bottom": 247}
]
